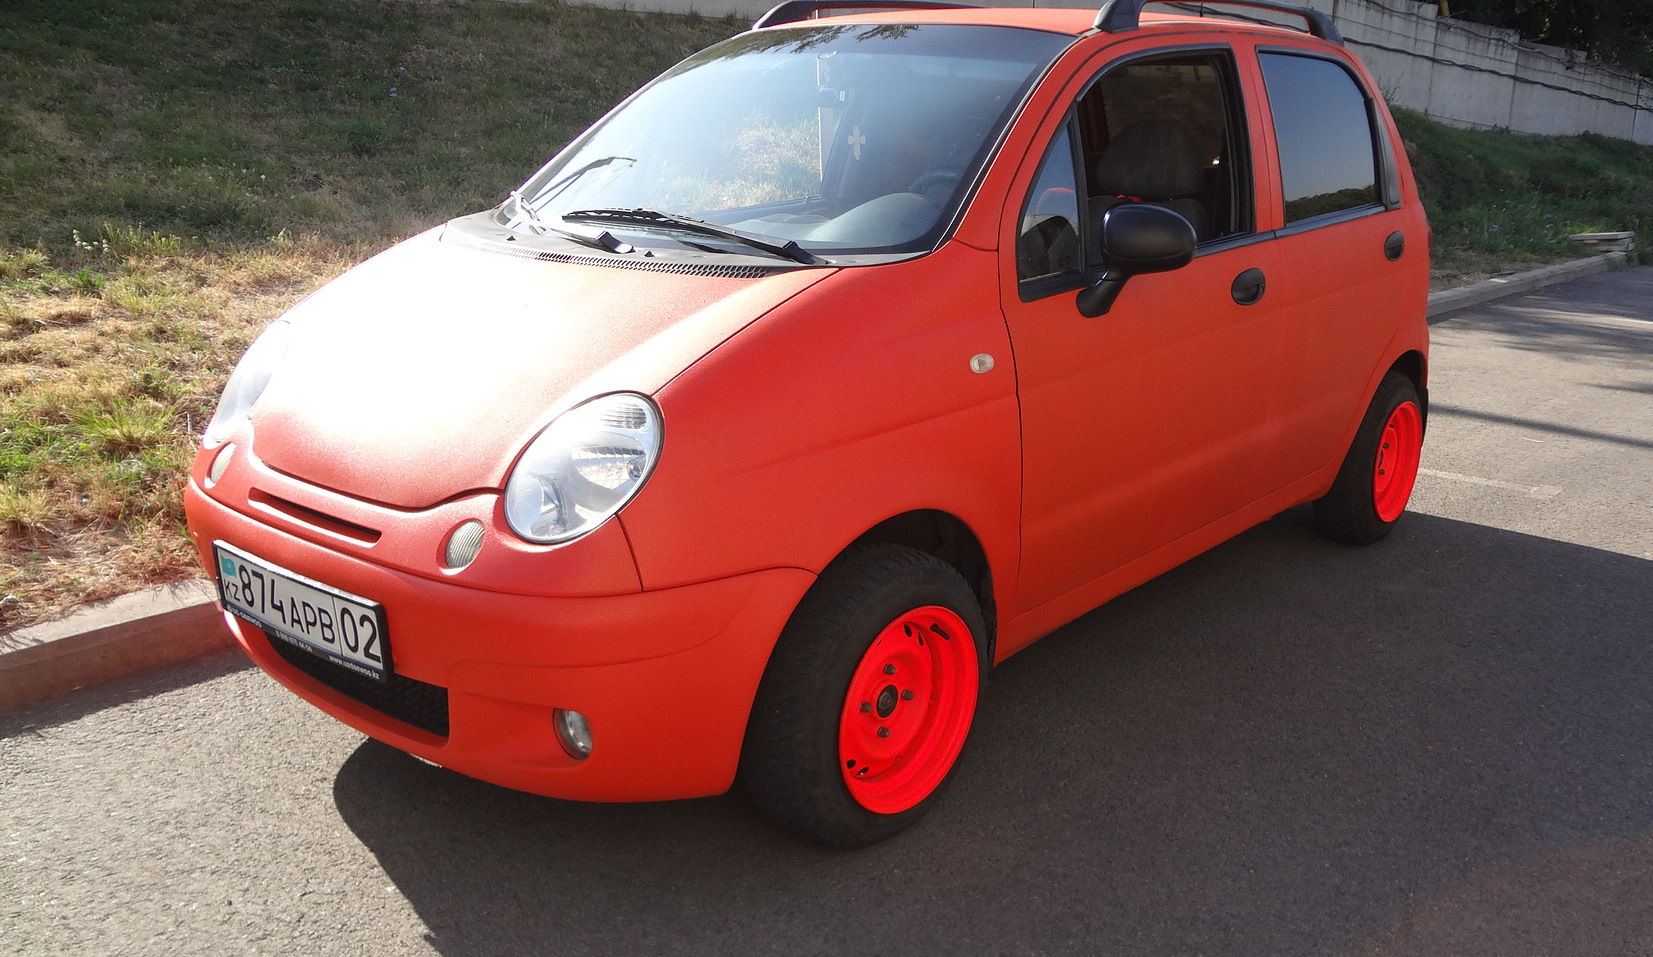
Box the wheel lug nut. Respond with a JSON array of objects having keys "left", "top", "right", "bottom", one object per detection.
[
  {"left": 882, "top": 664, "right": 896, "bottom": 675},
  {"left": 901, "top": 689, "right": 914, "bottom": 700},
  {"left": 877, "top": 727, "right": 890, "bottom": 738},
  {"left": 860, "top": 701, "right": 872, "bottom": 713}
]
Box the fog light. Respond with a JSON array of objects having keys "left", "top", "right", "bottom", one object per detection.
[
  {"left": 554, "top": 708, "right": 593, "bottom": 760},
  {"left": 206, "top": 443, "right": 235, "bottom": 487},
  {"left": 442, "top": 520, "right": 485, "bottom": 570}
]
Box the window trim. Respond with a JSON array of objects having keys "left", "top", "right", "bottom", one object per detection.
[{"left": 1270, "top": 201, "right": 1388, "bottom": 239}]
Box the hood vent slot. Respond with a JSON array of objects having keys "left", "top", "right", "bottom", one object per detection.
[{"left": 249, "top": 489, "right": 383, "bottom": 545}]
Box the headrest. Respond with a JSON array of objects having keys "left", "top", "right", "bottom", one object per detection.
[{"left": 1093, "top": 121, "right": 1204, "bottom": 200}]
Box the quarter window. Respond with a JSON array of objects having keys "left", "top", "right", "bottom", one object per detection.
[
  {"left": 1258, "top": 53, "right": 1380, "bottom": 224},
  {"left": 1016, "top": 123, "right": 1082, "bottom": 282}
]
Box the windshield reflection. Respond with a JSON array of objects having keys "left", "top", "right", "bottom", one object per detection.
[{"left": 503, "top": 24, "right": 1069, "bottom": 258}]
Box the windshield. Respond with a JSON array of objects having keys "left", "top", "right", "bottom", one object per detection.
[{"left": 503, "top": 24, "right": 1069, "bottom": 259}]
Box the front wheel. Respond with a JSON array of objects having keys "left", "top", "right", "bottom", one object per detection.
[
  {"left": 1314, "top": 371, "right": 1425, "bottom": 544},
  {"left": 740, "top": 544, "right": 987, "bottom": 848}
]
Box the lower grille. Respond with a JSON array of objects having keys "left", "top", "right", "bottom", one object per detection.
[{"left": 265, "top": 631, "right": 450, "bottom": 738}]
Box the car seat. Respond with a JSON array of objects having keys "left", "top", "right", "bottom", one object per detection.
[{"left": 1089, "top": 121, "right": 1211, "bottom": 243}]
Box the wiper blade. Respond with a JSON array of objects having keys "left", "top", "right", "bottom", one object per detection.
[
  {"left": 533, "top": 155, "right": 635, "bottom": 206},
  {"left": 561, "top": 208, "right": 823, "bottom": 265},
  {"left": 508, "top": 191, "right": 633, "bottom": 254}
]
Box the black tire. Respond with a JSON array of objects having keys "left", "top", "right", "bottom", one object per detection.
[
  {"left": 739, "top": 543, "right": 988, "bottom": 848},
  {"left": 1314, "top": 371, "right": 1425, "bottom": 545}
]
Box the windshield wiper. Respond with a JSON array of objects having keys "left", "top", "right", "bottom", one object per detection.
[
  {"left": 507, "top": 191, "right": 633, "bottom": 254},
  {"left": 560, "top": 208, "right": 823, "bottom": 265},
  {"left": 526, "top": 155, "right": 636, "bottom": 207}
]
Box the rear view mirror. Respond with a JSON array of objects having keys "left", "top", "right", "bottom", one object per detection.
[{"left": 1075, "top": 204, "right": 1197, "bottom": 317}]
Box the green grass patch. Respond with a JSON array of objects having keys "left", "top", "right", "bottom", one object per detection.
[
  {"left": 1395, "top": 109, "right": 1653, "bottom": 280},
  {"left": 0, "top": 0, "right": 744, "bottom": 248}
]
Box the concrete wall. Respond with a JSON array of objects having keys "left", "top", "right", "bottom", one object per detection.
[
  {"left": 1303, "top": 0, "right": 1652, "bottom": 143},
  {"left": 587, "top": 0, "right": 1653, "bottom": 144}
]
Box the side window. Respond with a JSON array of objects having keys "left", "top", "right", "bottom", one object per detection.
[
  {"left": 1016, "top": 123, "right": 1081, "bottom": 282},
  {"left": 1085, "top": 54, "right": 1249, "bottom": 245},
  {"left": 1258, "top": 53, "right": 1380, "bottom": 224},
  {"left": 1017, "top": 50, "right": 1251, "bottom": 293}
]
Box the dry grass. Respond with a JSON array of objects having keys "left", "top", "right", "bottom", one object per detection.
[
  {"left": 1427, "top": 248, "right": 1582, "bottom": 292},
  {"left": 0, "top": 236, "right": 363, "bottom": 632},
  {"left": 0, "top": 0, "right": 744, "bottom": 634}
]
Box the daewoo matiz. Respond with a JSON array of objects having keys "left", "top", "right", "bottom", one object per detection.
[{"left": 186, "top": 0, "right": 1430, "bottom": 846}]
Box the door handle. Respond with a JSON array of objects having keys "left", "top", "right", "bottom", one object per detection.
[
  {"left": 1385, "top": 231, "right": 1405, "bottom": 261},
  {"left": 1231, "top": 268, "right": 1266, "bottom": 306}
]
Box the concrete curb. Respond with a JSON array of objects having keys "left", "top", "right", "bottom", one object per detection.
[
  {"left": 1427, "top": 250, "right": 1628, "bottom": 321},
  {"left": 0, "top": 249, "right": 1636, "bottom": 712},
  {"left": 0, "top": 580, "right": 232, "bottom": 712}
]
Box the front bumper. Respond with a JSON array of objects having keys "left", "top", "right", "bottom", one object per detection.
[{"left": 185, "top": 471, "right": 814, "bottom": 802}]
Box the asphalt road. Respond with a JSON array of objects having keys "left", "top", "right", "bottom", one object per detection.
[{"left": 4, "top": 268, "right": 1651, "bottom": 957}]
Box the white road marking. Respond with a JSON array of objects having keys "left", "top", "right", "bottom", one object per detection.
[{"left": 1418, "top": 467, "right": 1562, "bottom": 499}]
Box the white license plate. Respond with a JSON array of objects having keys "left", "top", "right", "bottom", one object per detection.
[{"left": 213, "top": 542, "right": 390, "bottom": 682}]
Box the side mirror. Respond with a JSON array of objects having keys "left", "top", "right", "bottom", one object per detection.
[{"left": 1075, "top": 204, "right": 1197, "bottom": 317}]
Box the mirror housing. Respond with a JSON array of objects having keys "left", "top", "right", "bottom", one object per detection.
[{"left": 1075, "top": 204, "right": 1197, "bottom": 317}]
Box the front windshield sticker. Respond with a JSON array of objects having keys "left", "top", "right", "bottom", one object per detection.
[{"left": 848, "top": 126, "right": 867, "bottom": 161}]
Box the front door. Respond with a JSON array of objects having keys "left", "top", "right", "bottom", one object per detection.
[{"left": 1000, "top": 46, "right": 1284, "bottom": 618}]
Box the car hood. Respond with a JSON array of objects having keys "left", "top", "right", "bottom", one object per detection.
[{"left": 249, "top": 227, "right": 831, "bottom": 509}]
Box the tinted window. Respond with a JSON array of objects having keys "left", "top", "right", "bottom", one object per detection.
[
  {"left": 1083, "top": 53, "right": 1250, "bottom": 245},
  {"left": 1258, "top": 53, "right": 1379, "bottom": 224},
  {"left": 1016, "top": 50, "right": 1251, "bottom": 294}
]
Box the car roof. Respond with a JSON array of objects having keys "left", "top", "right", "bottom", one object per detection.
[{"left": 763, "top": 6, "right": 1335, "bottom": 45}]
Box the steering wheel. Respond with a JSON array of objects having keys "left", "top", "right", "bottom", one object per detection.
[{"left": 908, "top": 167, "right": 966, "bottom": 203}]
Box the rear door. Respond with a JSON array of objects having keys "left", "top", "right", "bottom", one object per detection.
[
  {"left": 1249, "top": 46, "right": 1430, "bottom": 483},
  {"left": 998, "top": 40, "right": 1286, "bottom": 616}
]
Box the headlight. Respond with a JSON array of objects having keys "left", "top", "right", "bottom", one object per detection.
[
  {"left": 504, "top": 393, "right": 662, "bottom": 544},
  {"left": 203, "top": 321, "right": 291, "bottom": 446}
]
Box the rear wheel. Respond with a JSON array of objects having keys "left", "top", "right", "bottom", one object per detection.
[
  {"left": 1314, "top": 371, "right": 1425, "bottom": 544},
  {"left": 740, "top": 544, "right": 986, "bottom": 848}
]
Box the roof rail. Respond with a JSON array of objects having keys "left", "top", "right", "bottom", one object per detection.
[
  {"left": 753, "top": 0, "right": 980, "bottom": 30},
  {"left": 1093, "top": 0, "right": 1343, "bottom": 44}
]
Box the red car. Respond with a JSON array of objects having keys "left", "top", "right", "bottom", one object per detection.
[{"left": 186, "top": 0, "right": 1429, "bottom": 846}]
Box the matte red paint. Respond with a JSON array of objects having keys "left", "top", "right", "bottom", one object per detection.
[
  {"left": 250, "top": 230, "right": 832, "bottom": 510},
  {"left": 185, "top": 7, "right": 1431, "bottom": 810},
  {"left": 838, "top": 605, "right": 980, "bottom": 814},
  {"left": 1373, "top": 402, "right": 1424, "bottom": 522}
]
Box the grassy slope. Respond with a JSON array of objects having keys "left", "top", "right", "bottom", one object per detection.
[
  {"left": 0, "top": 0, "right": 743, "bottom": 246},
  {"left": 1395, "top": 108, "right": 1653, "bottom": 281},
  {"left": 0, "top": 0, "right": 744, "bottom": 631},
  {"left": 1, "top": 2, "right": 1651, "bottom": 630}
]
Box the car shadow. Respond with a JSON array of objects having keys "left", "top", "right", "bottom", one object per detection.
[
  {"left": 0, "top": 647, "right": 251, "bottom": 739},
  {"left": 330, "top": 507, "right": 1653, "bottom": 957},
  {"left": 1430, "top": 266, "right": 1653, "bottom": 363}
]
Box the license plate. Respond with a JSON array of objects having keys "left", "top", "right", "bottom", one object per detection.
[{"left": 213, "top": 541, "right": 390, "bottom": 682}]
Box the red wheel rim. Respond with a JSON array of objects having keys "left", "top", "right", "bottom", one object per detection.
[
  {"left": 1372, "top": 400, "right": 1423, "bottom": 523},
  {"left": 838, "top": 605, "right": 979, "bottom": 815}
]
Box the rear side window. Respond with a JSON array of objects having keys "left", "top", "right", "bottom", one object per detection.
[{"left": 1258, "top": 53, "right": 1379, "bottom": 224}]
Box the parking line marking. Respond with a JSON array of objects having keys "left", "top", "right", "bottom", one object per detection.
[{"left": 1419, "top": 468, "right": 1562, "bottom": 499}]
